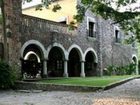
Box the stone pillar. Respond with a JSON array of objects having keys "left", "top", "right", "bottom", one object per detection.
[
  {"left": 43, "top": 59, "right": 47, "bottom": 78},
  {"left": 96, "top": 17, "right": 103, "bottom": 76},
  {"left": 63, "top": 60, "right": 68, "bottom": 77},
  {"left": 136, "top": 63, "right": 139, "bottom": 75},
  {"left": 80, "top": 61, "right": 85, "bottom": 77}
]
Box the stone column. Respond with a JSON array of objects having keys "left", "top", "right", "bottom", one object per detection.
[
  {"left": 136, "top": 63, "right": 139, "bottom": 75},
  {"left": 80, "top": 61, "right": 85, "bottom": 77},
  {"left": 63, "top": 60, "right": 68, "bottom": 77},
  {"left": 96, "top": 17, "right": 103, "bottom": 76},
  {"left": 43, "top": 59, "right": 47, "bottom": 78}
]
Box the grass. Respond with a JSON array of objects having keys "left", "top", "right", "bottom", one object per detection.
[{"left": 40, "top": 75, "right": 139, "bottom": 87}]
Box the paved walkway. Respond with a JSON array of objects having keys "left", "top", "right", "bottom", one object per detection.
[{"left": 0, "top": 79, "right": 140, "bottom": 105}]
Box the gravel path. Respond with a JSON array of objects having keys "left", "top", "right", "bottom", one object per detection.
[{"left": 0, "top": 79, "right": 140, "bottom": 105}]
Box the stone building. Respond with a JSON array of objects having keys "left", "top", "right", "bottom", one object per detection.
[{"left": 1, "top": 0, "right": 138, "bottom": 78}]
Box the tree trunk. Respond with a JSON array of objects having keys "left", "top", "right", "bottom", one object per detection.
[{"left": 1, "top": 0, "right": 8, "bottom": 62}]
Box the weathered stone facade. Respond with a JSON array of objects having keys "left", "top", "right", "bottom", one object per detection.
[{"left": 2, "top": 0, "right": 138, "bottom": 78}]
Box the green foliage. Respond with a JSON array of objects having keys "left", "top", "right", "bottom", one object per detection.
[
  {"left": 68, "top": 21, "right": 76, "bottom": 30},
  {"left": 138, "top": 60, "right": 140, "bottom": 74},
  {"left": 52, "top": 4, "right": 61, "bottom": 12},
  {"left": 123, "top": 36, "right": 135, "bottom": 44},
  {"left": 81, "top": 0, "right": 93, "bottom": 5},
  {"left": 74, "top": 5, "right": 85, "bottom": 22},
  {"left": 0, "top": 15, "right": 2, "bottom": 24},
  {"left": 0, "top": 61, "right": 16, "bottom": 89},
  {"left": 106, "top": 63, "right": 136, "bottom": 76}
]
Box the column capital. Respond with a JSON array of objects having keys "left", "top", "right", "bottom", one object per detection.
[
  {"left": 63, "top": 58, "right": 69, "bottom": 61},
  {"left": 42, "top": 58, "right": 48, "bottom": 61},
  {"left": 80, "top": 60, "right": 85, "bottom": 62}
]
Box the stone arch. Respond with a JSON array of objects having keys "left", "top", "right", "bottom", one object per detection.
[
  {"left": 24, "top": 51, "right": 41, "bottom": 63},
  {"left": 84, "top": 48, "right": 98, "bottom": 76},
  {"left": 47, "top": 45, "right": 66, "bottom": 77},
  {"left": 67, "top": 44, "right": 84, "bottom": 61},
  {"left": 46, "top": 43, "right": 67, "bottom": 60},
  {"left": 132, "top": 55, "right": 138, "bottom": 64},
  {"left": 20, "top": 40, "right": 46, "bottom": 59},
  {"left": 20, "top": 40, "right": 46, "bottom": 78},
  {"left": 46, "top": 43, "right": 67, "bottom": 77},
  {"left": 68, "top": 44, "right": 84, "bottom": 77},
  {"left": 84, "top": 48, "right": 98, "bottom": 63}
]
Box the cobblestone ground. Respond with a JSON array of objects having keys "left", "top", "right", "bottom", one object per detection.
[{"left": 0, "top": 79, "right": 140, "bottom": 105}]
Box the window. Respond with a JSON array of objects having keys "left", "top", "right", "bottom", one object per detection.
[
  {"left": 87, "top": 17, "right": 96, "bottom": 38},
  {"left": 115, "top": 29, "right": 119, "bottom": 42},
  {"left": 114, "top": 26, "right": 120, "bottom": 43},
  {"left": 88, "top": 22, "right": 95, "bottom": 37},
  {"left": 56, "top": 60, "right": 63, "bottom": 70}
]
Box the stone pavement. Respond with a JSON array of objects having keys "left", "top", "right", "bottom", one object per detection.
[
  {"left": 0, "top": 79, "right": 140, "bottom": 105},
  {"left": 93, "top": 78, "right": 140, "bottom": 105}
]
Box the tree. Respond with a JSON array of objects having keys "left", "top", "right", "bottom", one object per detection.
[{"left": 0, "top": 0, "right": 8, "bottom": 62}]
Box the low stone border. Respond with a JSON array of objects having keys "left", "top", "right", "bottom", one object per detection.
[
  {"left": 15, "top": 81, "right": 102, "bottom": 92},
  {"left": 15, "top": 76, "right": 140, "bottom": 92}
]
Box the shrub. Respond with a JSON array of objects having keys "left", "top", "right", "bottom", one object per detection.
[
  {"left": 106, "top": 63, "right": 136, "bottom": 76},
  {"left": 0, "top": 15, "right": 2, "bottom": 24},
  {"left": 126, "top": 63, "right": 136, "bottom": 75},
  {"left": 0, "top": 61, "right": 16, "bottom": 89},
  {"left": 138, "top": 60, "right": 140, "bottom": 74}
]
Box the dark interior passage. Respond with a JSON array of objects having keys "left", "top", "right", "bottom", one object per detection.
[
  {"left": 22, "top": 44, "right": 43, "bottom": 78},
  {"left": 68, "top": 48, "right": 81, "bottom": 77},
  {"left": 85, "top": 51, "right": 97, "bottom": 76},
  {"left": 47, "top": 47, "right": 64, "bottom": 77}
]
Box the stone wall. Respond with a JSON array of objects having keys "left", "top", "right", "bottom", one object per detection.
[
  {"left": 21, "top": 14, "right": 98, "bottom": 52},
  {"left": 77, "top": 0, "right": 138, "bottom": 71}
]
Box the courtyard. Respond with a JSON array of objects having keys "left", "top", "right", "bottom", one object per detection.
[{"left": 0, "top": 79, "right": 140, "bottom": 105}]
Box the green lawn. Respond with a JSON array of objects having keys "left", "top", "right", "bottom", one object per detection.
[{"left": 40, "top": 75, "right": 139, "bottom": 87}]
